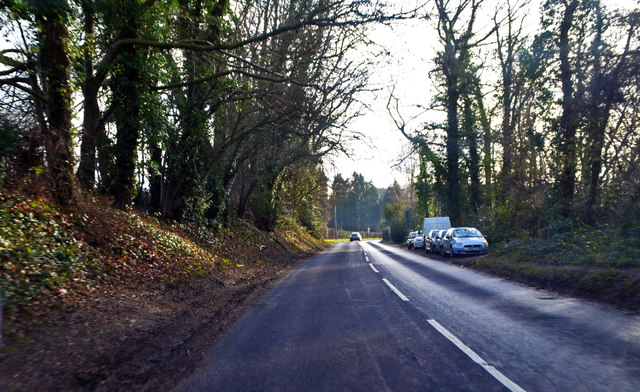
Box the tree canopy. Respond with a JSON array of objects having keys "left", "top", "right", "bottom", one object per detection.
[
  {"left": 396, "top": 0, "right": 640, "bottom": 240},
  {"left": 0, "top": 0, "right": 410, "bottom": 234}
]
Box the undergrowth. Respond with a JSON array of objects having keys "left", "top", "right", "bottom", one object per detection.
[
  {"left": 0, "top": 187, "right": 324, "bottom": 316},
  {"left": 0, "top": 192, "right": 97, "bottom": 309},
  {"left": 473, "top": 220, "right": 640, "bottom": 311},
  {"left": 493, "top": 222, "right": 640, "bottom": 268}
]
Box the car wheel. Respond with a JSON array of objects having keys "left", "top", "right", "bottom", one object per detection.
[{"left": 440, "top": 247, "right": 444, "bottom": 257}]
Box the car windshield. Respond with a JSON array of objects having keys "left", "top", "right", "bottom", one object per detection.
[{"left": 453, "top": 228, "right": 482, "bottom": 238}]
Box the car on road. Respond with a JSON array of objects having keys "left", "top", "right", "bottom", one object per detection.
[
  {"left": 424, "top": 230, "right": 439, "bottom": 254},
  {"left": 407, "top": 231, "right": 417, "bottom": 249},
  {"left": 441, "top": 227, "right": 489, "bottom": 257},
  {"left": 350, "top": 232, "right": 362, "bottom": 241},
  {"left": 414, "top": 230, "right": 424, "bottom": 249}
]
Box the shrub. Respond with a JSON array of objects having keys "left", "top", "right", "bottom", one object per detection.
[
  {"left": 0, "top": 192, "right": 93, "bottom": 309},
  {"left": 390, "top": 221, "right": 405, "bottom": 243},
  {"left": 382, "top": 227, "right": 391, "bottom": 242},
  {"left": 251, "top": 190, "right": 280, "bottom": 232}
]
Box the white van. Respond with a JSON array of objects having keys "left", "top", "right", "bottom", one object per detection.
[{"left": 421, "top": 217, "right": 451, "bottom": 253}]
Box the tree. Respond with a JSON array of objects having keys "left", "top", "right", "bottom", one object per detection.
[
  {"left": 556, "top": 0, "right": 584, "bottom": 218},
  {"left": 581, "top": 1, "right": 637, "bottom": 223},
  {"left": 1, "top": 0, "right": 405, "bottom": 216},
  {"left": 429, "top": 0, "right": 494, "bottom": 225},
  {"left": 462, "top": 95, "right": 481, "bottom": 214},
  {"left": 31, "top": 0, "right": 75, "bottom": 206},
  {"left": 330, "top": 172, "right": 379, "bottom": 232},
  {"left": 493, "top": 0, "right": 528, "bottom": 199}
]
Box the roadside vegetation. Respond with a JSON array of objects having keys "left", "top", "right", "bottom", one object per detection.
[
  {"left": 0, "top": 182, "right": 326, "bottom": 391},
  {"left": 1, "top": 0, "right": 373, "bottom": 321},
  {"left": 0, "top": 183, "right": 324, "bottom": 321},
  {"left": 474, "top": 222, "right": 640, "bottom": 311}
]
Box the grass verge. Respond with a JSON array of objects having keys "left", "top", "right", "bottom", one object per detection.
[{"left": 456, "top": 223, "right": 640, "bottom": 313}]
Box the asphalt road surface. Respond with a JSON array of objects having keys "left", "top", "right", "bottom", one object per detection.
[{"left": 174, "top": 241, "right": 640, "bottom": 392}]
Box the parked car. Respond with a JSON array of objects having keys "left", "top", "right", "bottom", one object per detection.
[
  {"left": 407, "top": 231, "right": 417, "bottom": 249},
  {"left": 350, "top": 232, "right": 362, "bottom": 241},
  {"left": 414, "top": 230, "right": 424, "bottom": 249},
  {"left": 441, "top": 227, "right": 489, "bottom": 257},
  {"left": 433, "top": 229, "right": 446, "bottom": 255},
  {"left": 424, "top": 229, "right": 439, "bottom": 254}
]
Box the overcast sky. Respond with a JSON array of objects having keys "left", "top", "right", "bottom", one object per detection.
[{"left": 324, "top": 0, "right": 639, "bottom": 190}]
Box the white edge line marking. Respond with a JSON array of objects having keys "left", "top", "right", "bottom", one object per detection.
[
  {"left": 369, "top": 263, "right": 379, "bottom": 273},
  {"left": 427, "top": 319, "right": 526, "bottom": 392},
  {"left": 382, "top": 278, "right": 409, "bottom": 301}
]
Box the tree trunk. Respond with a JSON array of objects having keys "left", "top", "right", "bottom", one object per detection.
[
  {"left": 78, "top": 90, "right": 99, "bottom": 189},
  {"left": 583, "top": 2, "right": 632, "bottom": 224},
  {"left": 473, "top": 82, "right": 493, "bottom": 207},
  {"left": 445, "top": 78, "right": 462, "bottom": 226},
  {"left": 148, "top": 140, "right": 163, "bottom": 212},
  {"left": 77, "top": 0, "right": 97, "bottom": 189},
  {"left": 464, "top": 96, "right": 481, "bottom": 214},
  {"left": 110, "top": 28, "right": 142, "bottom": 209},
  {"left": 499, "top": 62, "right": 514, "bottom": 198},
  {"left": 495, "top": 2, "right": 519, "bottom": 200},
  {"left": 38, "top": 4, "right": 75, "bottom": 206},
  {"left": 558, "top": 0, "right": 580, "bottom": 218}
]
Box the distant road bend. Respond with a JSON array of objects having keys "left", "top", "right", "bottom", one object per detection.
[{"left": 174, "top": 241, "right": 640, "bottom": 392}]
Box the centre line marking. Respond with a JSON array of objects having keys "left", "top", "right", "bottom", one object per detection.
[
  {"left": 427, "top": 319, "right": 526, "bottom": 392},
  {"left": 382, "top": 278, "right": 409, "bottom": 301},
  {"left": 369, "top": 263, "right": 379, "bottom": 273}
]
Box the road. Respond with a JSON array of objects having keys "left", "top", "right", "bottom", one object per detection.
[{"left": 174, "top": 241, "right": 640, "bottom": 392}]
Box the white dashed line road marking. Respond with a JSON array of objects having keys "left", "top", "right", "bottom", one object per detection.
[
  {"left": 427, "top": 319, "right": 526, "bottom": 392},
  {"left": 382, "top": 278, "right": 409, "bottom": 301},
  {"left": 369, "top": 263, "right": 379, "bottom": 273}
]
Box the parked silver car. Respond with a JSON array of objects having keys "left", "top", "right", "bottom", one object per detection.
[
  {"left": 407, "top": 231, "right": 417, "bottom": 249},
  {"left": 424, "top": 229, "right": 439, "bottom": 254},
  {"left": 441, "top": 227, "right": 489, "bottom": 257},
  {"left": 433, "top": 229, "right": 446, "bottom": 255},
  {"left": 414, "top": 230, "right": 424, "bottom": 249}
]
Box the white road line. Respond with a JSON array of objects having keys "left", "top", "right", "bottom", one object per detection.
[
  {"left": 427, "top": 319, "right": 527, "bottom": 392},
  {"left": 369, "top": 263, "right": 379, "bottom": 273},
  {"left": 382, "top": 278, "right": 409, "bottom": 301},
  {"left": 365, "top": 256, "right": 369, "bottom": 262}
]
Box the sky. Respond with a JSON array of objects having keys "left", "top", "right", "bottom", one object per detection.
[
  {"left": 323, "top": 0, "right": 640, "bottom": 190},
  {"left": 324, "top": 15, "right": 433, "bottom": 189}
]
